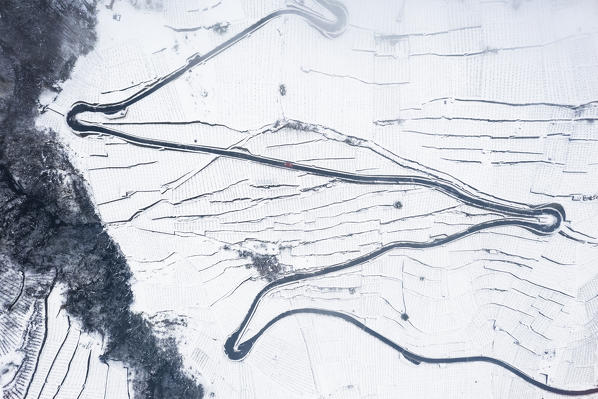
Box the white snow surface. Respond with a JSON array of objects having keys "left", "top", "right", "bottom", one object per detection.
[{"left": 37, "top": 0, "right": 598, "bottom": 398}]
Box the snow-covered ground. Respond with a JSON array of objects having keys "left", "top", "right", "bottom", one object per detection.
[{"left": 37, "top": 0, "right": 598, "bottom": 397}]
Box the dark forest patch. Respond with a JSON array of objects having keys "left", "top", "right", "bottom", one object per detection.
[{"left": 0, "top": 1, "right": 203, "bottom": 397}]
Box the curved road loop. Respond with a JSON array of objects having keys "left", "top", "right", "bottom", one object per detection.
[{"left": 66, "top": 1, "right": 597, "bottom": 396}]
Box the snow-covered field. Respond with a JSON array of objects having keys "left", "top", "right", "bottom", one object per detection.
[{"left": 34, "top": 0, "right": 598, "bottom": 397}]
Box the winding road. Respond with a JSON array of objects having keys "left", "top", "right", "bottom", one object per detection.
[{"left": 66, "top": 0, "right": 598, "bottom": 396}]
